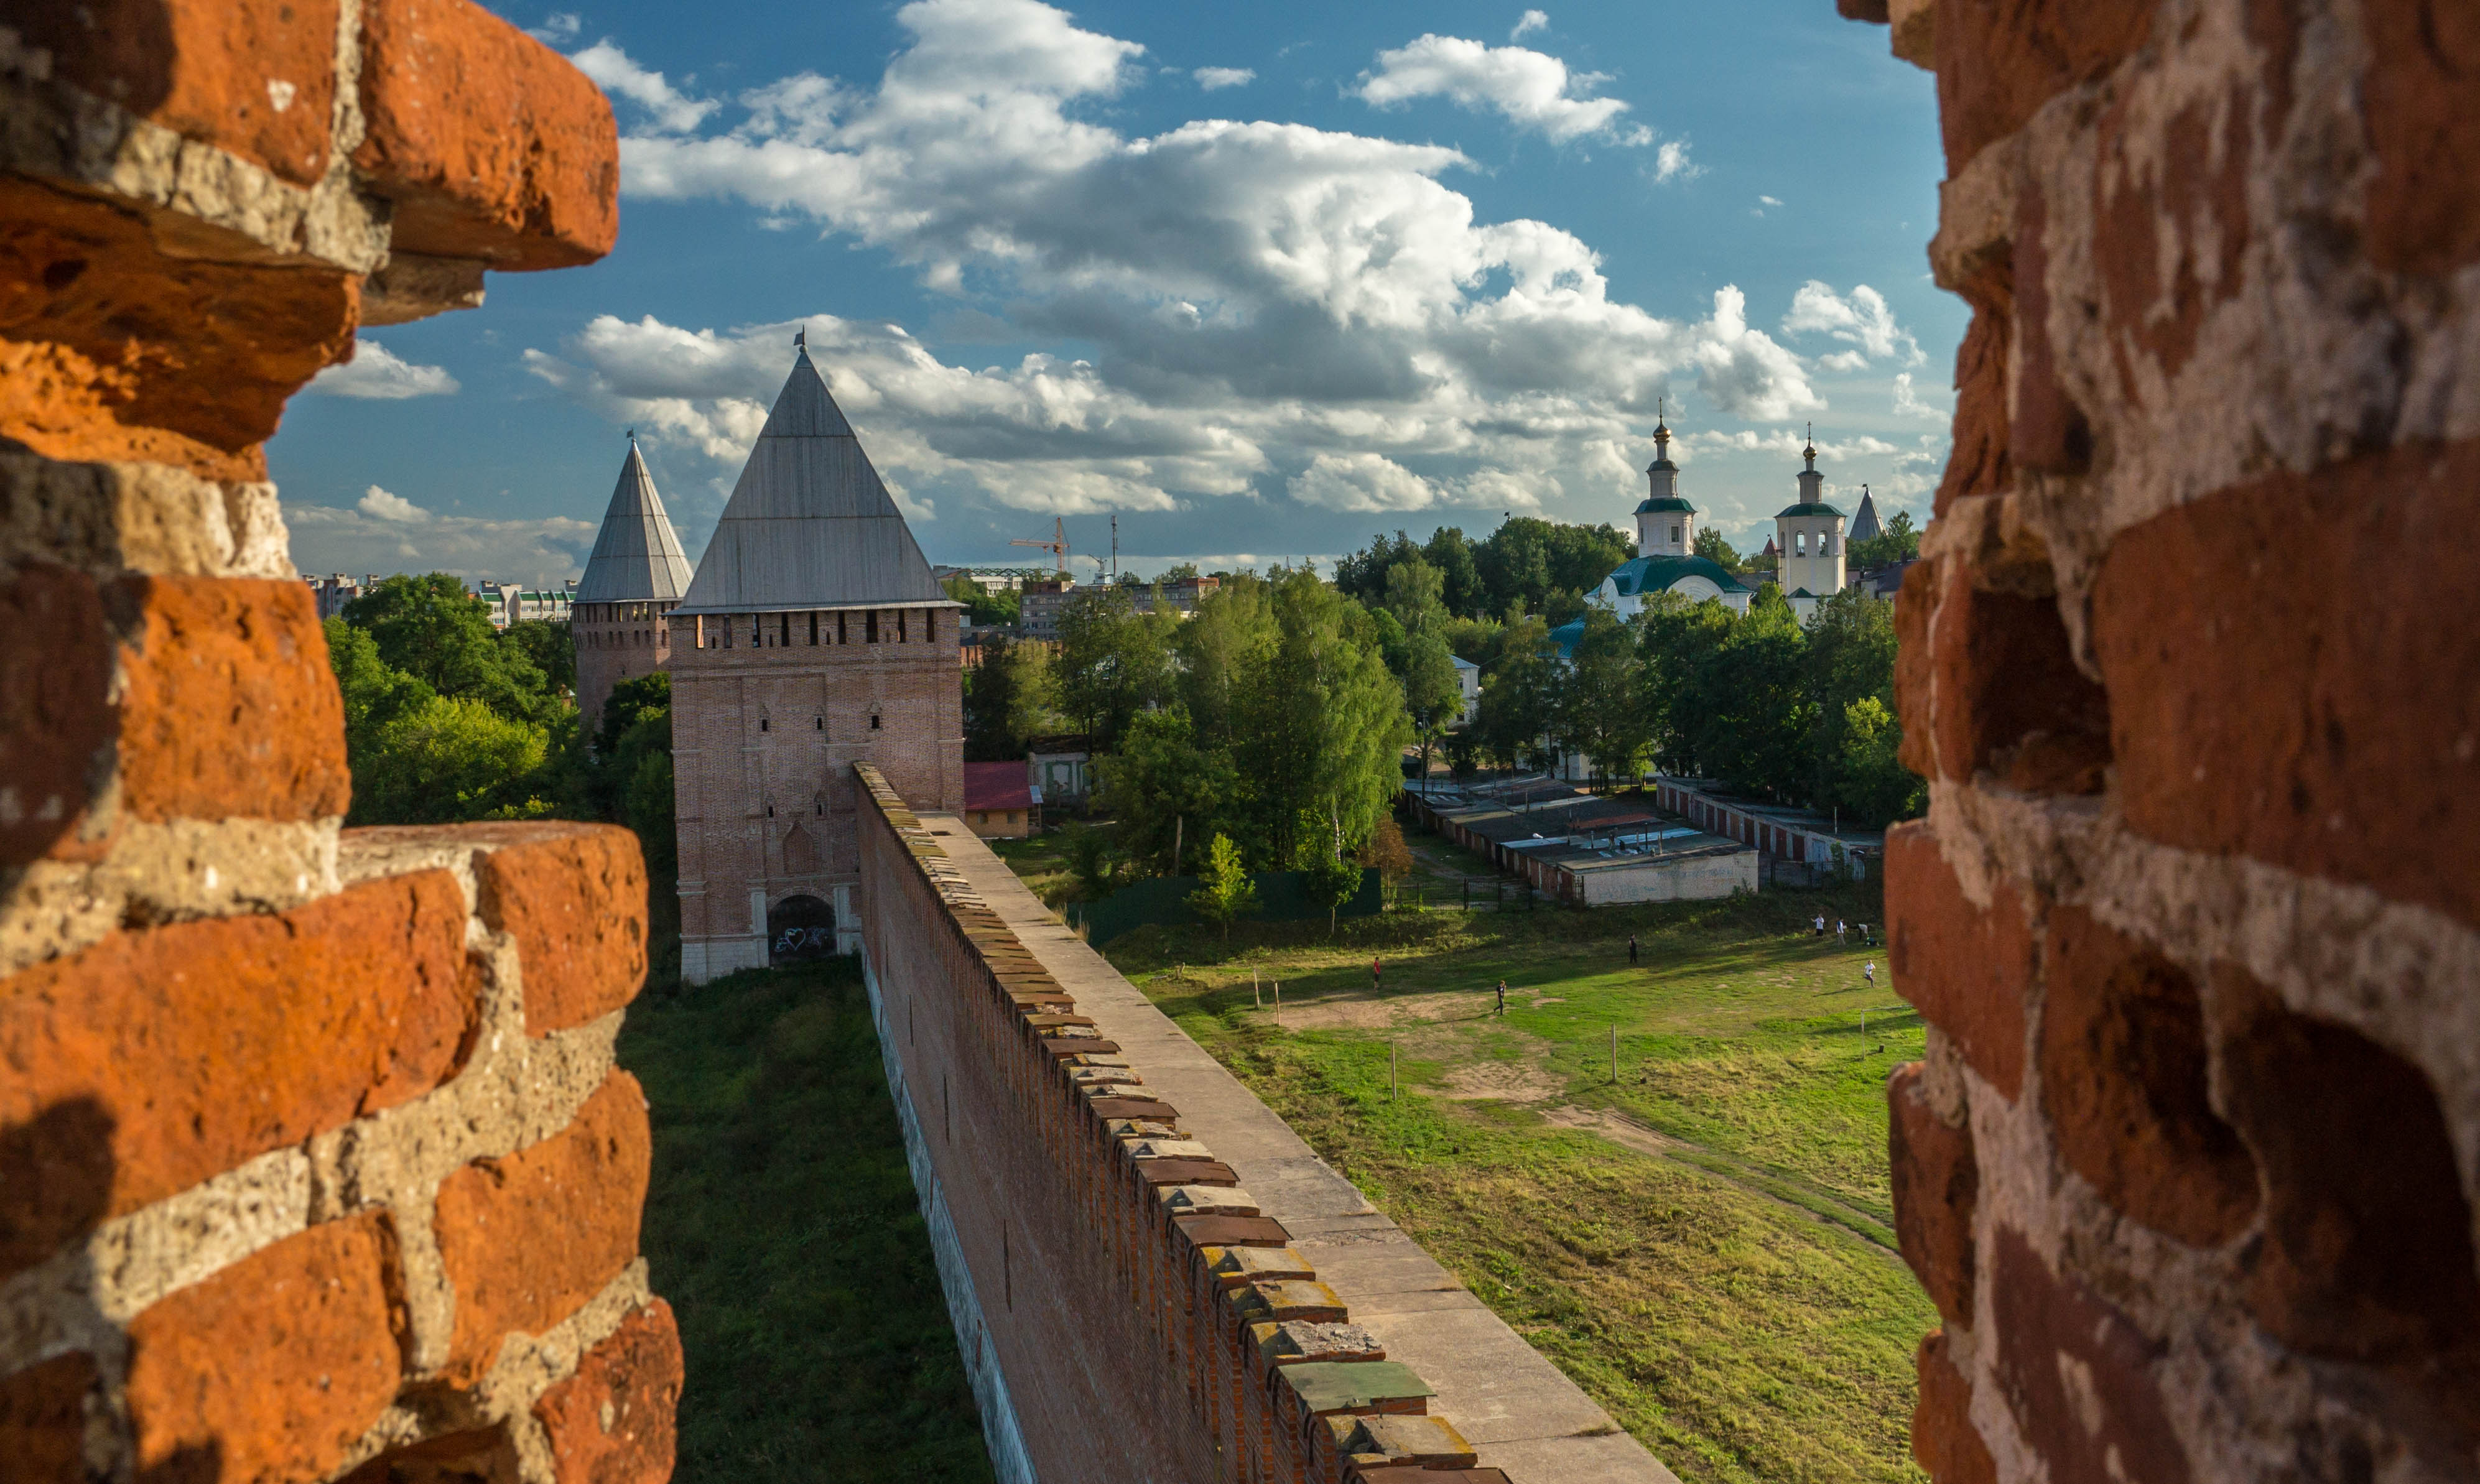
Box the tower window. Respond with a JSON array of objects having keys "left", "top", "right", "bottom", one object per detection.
[
  {"left": 837, "top": 612, "right": 848, "bottom": 644},
  {"left": 780, "top": 613, "right": 791, "bottom": 645},
  {"left": 1670, "top": 524, "right": 1681, "bottom": 543},
  {"left": 809, "top": 612, "right": 819, "bottom": 645},
  {"left": 759, "top": 717, "right": 769, "bottom": 731},
  {"left": 766, "top": 804, "right": 774, "bottom": 817},
  {"left": 814, "top": 715, "right": 824, "bottom": 731},
  {"left": 870, "top": 712, "right": 882, "bottom": 730},
  {"left": 866, "top": 611, "right": 879, "bottom": 644}
]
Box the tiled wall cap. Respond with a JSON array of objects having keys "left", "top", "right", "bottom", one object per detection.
[
  {"left": 1107, "top": 1118, "right": 1184, "bottom": 1140},
  {"left": 1134, "top": 1159, "right": 1239, "bottom": 1188},
  {"left": 1257, "top": 1320, "right": 1384, "bottom": 1365},
  {"left": 1172, "top": 1214, "right": 1293, "bottom": 1249},
  {"left": 1204, "top": 1245, "right": 1317, "bottom": 1286},
  {"left": 1228, "top": 1278, "right": 1346, "bottom": 1325},
  {"left": 1127, "top": 1139, "right": 1215, "bottom": 1161},
  {"left": 1276, "top": 1360, "right": 1436, "bottom": 1415},
  {"left": 1024, "top": 1014, "right": 1097, "bottom": 1028},
  {"left": 1159, "top": 1185, "right": 1257, "bottom": 1218},
  {"left": 1327, "top": 1412, "right": 1477, "bottom": 1466},
  {"left": 1066, "top": 1066, "right": 1140, "bottom": 1087}
]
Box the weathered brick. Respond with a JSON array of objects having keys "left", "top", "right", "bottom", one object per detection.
[
  {"left": 2040, "top": 909, "right": 2257, "bottom": 1248},
  {"left": 1989, "top": 1227, "right": 2191, "bottom": 1484},
  {"left": 1890, "top": 1062, "right": 1977, "bottom": 1327},
  {"left": 1892, "top": 554, "right": 1941, "bottom": 779},
  {"left": 124, "top": 1213, "right": 404, "bottom": 1484},
  {"left": 435, "top": 1072, "right": 651, "bottom": 1384},
  {"left": 114, "top": 575, "right": 352, "bottom": 823},
  {"left": 532, "top": 1300, "right": 682, "bottom": 1484},
  {"left": 2208, "top": 966, "right": 2479, "bottom": 1361},
  {"left": 0, "top": 1351, "right": 93, "bottom": 1484},
  {"left": 1935, "top": 311, "right": 2011, "bottom": 514},
  {"left": 2009, "top": 184, "right": 2089, "bottom": 475},
  {"left": 2091, "top": 442, "right": 2480, "bottom": 928},
  {"left": 338, "top": 1426, "right": 521, "bottom": 1484},
  {"left": 6, "top": 0, "right": 341, "bottom": 185},
  {"left": 1911, "top": 1331, "right": 1994, "bottom": 1484},
  {"left": 1885, "top": 823, "right": 2030, "bottom": 1098},
  {"left": 2362, "top": 0, "right": 2480, "bottom": 276},
  {"left": 1933, "top": 0, "right": 2154, "bottom": 171},
  {"left": 2095, "top": 86, "right": 2251, "bottom": 395},
  {"left": 475, "top": 825, "right": 649, "bottom": 1034},
  {"left": 0, "top": 872, "right": 472, "bottom": 1278},
  {"left": 1928, "top": 565, "right": 2109, "bottom": 793},
  {"left": 0, "top": 563, "right": 114, "bottom": 867},
  {"left": 0, "top": 177, "right": 357, "bottom": 472},
  {"left": 354, "top": 0, "right": 620, "bottom": 271}
]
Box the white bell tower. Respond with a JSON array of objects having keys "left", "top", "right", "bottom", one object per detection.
[
  {"left": 1773, "top": 428, "right": 1846, "bottom": 613},
  {"left": 1634, "top": 407, "right": 1696, "bottom": 557}
]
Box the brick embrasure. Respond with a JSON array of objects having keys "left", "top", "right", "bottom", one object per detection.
[
  {"left": 0, "top": 871, "right": 474, "bottom": 1279},
  {"left": 473, "top": 825, "right": 649, "bottom": 1035},
  {"left": 353, "top": 0, "right": 620, "bottom": 270},
  {"left": 114, "top": 575, "right": 352, "bottom": 823},
  {"left": 1884, "top": 823, "right": 2029, "bottom": 1098},
  {"left": 123, "top": 1212, "right": 406, "bottom": 1484},
  {"left": 532, "top": 1299, "right": 683, "bottom": 1484},
  {"left": 1888, "top": 1061, "right": 1977, "bottom": 1327},
  {"left": 434, "top": 1071, "right": 651, "bottom": 1384}
]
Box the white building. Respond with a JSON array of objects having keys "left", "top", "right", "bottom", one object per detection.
[
  {"left": 1451, "top": 654, "right": 1480, "bottom": 724},
  {"left": 1773, "top": 434, "right": 1847, "bottom": 619}
]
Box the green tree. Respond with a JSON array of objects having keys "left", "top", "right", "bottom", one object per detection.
[
  {"left": 1635, "top": 591, "right": 1734, "bottom": 777},
  {"left": 1053, "top": 586, "right": 1173, "bottom": 751},
  {"left": 327, "top": 618, "right": 435, "bottom": 744},
  {"left": 1227, "top": 570, "right": 1410, "bottom": 868},
  {"left": 1476, "top": 608, "right": 1558, "bottom": 771},
  {"left": 1095, "top": 706, "right": 1241, "bottom": 876},
  {"left": 1804, "top": 586, "right": 1902, "bottom": 808},
  {"left": 1693, "top": 527, "right": 1745, "bottom": 572},
  {"left": 942, "top": 574, "right": 1022, "bottom": 626},
  {"left": 341, "top": 574, "right": 557, "bottom": 725},
  {"left": 1299, "top": 813, "right": 1367, "bottom": 937},
  {"left": 1381, "top": 560, "right": 1464, "bottom": 777},
  {"left": 1171, "top": 575, "right": 1277, "bottom": 746},
  {"left": 964, "top": 633, "right": 1054, "bottom": 761},
  {"left": 353, "top": 695, "right": 551, "bottom": 824},
  {"left": 1472, "top": 517, "right": 1634, "bottom": 621},
  {"left": 1185, "top": 833, "right": 1259, "bottom": 939},
  {"left": 1422, "top": 526, "right": 1487, "bottom": 618},
  {"left": 1703, "top": 588, "right": 1815, "bottom": 799},
  {"left": 1061, "top": 821, "right": 1118, "bottom": 901},
  {"left": 1557, "top": 606, "right": 1650, "bottom": 789},
  {"left": 1836, "top": 696, "right": 1925, "bottom": 828},
  {"left": 503, "top": 617, "right": 576, "bottom": 699},
  {"left": 1848, "top": 509, "right": 1922, "bottom": 570}
]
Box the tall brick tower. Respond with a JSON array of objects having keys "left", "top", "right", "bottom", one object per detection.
[
  {"left": 668, "top": 343, "right": 963, "bottom": 983},
  {"left": 572, "top": 437, "right": 694, "bottom": 728}
]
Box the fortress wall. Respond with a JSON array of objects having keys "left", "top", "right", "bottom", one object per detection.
[
  {"left": 0, "top": 6, "right": 677, "bottom": 1480},
  {"left": 1834, "top": 2, "right": 2480, "bottom": 1480},
  {"left": 855, "top": 764, "right": 1673, "bottom": 1484}
]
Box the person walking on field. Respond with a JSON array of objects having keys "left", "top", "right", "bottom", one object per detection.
[
  {"left": 1494, "top": 979, "right": 1507, "bottom": 1017},
  {"left": 1627, "top": 934, "right": 1639, "bottom": 965},
  {"left": 1864, "top": 961, "right": 1877, "bottom": 988},
  {"left": 1836, "top": 919, "right": 1847, "bottom": 945},
  {"left": 1372, "top": 955, "right": 1383, "bottom": 992}
]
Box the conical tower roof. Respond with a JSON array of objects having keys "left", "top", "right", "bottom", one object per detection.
[
  {"left": 1849, "top": 486, "right": 1882, "bottom": 542},
  {"left": 575, "top": 440, "right": 694, "bottom": 603},
  {"left": 676, "top": 347, "right": 945, "bottom": 613}
]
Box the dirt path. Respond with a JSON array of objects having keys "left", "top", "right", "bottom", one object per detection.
[{"left": 1540, "top": 1105, "right": 1901, "bottom": 1257}]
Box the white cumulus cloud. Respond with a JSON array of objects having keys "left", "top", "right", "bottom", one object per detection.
[
  {"left": 1288, "top": 452, "right": 1439, "bottom": 512},
  {"left": 1510, "top": 10, "right": 1549, "bottom": 40},
  {"left": 544, "top": 0, "right": 1832, "bottom": 527},
  {"left": 358, "top": 485, "right": 428, "bottom": 522},
  {"left": 305, "top": 340, "right": 460, "bottom": 399},
  {"left": 1357, "top": 32, "right": 1648, "bottom": 146},
  {"left": 1892, "top": 370, "right": 1947, "bottom": 419},
  {"left": 1782, "top": 281, "right": 1925, "bottom": 366},
  {"left": 1651, "top": 138, "right": 1699, "bottom": 183},
  {"left": 568, "top": 40, "right": 718, "bottom": 134},
  {"left": 287, "top": 495, "right": 598, "bottom": 584},
  {"left": 527, "top": 11, "right": 580, "bottom": 44},
  {"left": 1194, "top": 66, "right": 1255, "bottom": 90}
]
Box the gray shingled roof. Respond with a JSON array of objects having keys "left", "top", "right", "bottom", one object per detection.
[
  {"left": 676, "top": 348, "right": 947, "bottom": 614},
  {"left": 1849, "top": 489, "right": 1882, "bottom": 542},
  {"left": 575, "top": 441, "right": 694, "bottom": 603}
]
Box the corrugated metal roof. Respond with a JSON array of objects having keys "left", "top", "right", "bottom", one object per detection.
[
  {"left": 575, "top": 441, "right": 695, "bottom": 603},
  {"left": 676, "top": 349, "right": 947, "bottom": 614}
]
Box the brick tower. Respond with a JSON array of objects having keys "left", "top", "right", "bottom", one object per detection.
[
  {"left": 572, "top": 436, "right": 694, "bottom": 729},
  {"left": 668, "top": 343, "right": 963, "bottom": 983}
]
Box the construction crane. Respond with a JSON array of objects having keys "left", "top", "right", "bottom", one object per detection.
[{"left": 1010, "top": 517, "right": 1068, "bottom": 575}]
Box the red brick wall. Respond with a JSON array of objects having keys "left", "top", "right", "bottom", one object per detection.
[
  {"left": 0, "top": 7, "right": 677, "bottom": 1480},
  {"left": 1843, "top": 3, "right": 2480, "bottom": 1480},
  {"left": 854, "top": 767, "right": 1478, "bottom": 1484},
  {"left": 573, "top": 600, "right": 682, "bottom": 737}
]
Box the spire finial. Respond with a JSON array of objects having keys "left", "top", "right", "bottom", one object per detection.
[
  {"left": 626, "top": 427, "right": 634, "bottom": 442},
  {"left": 794, "top": 325, "right": 807, "bottom": 351}
]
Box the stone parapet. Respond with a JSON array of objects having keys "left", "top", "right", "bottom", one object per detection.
[
  {"left": 852, "top": 762, "right": 1659, "bottom": 1483},
  {"left": 1838, "top": 2, "right": 2480, "bottom": 1481}
]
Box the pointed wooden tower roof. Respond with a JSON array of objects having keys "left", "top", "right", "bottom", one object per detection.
[
  {"left": 575, "top": 437, "right": 694, "bottom": 603},
  {"left": 676, "top": 343, "right": 944, "bottom": 614}
]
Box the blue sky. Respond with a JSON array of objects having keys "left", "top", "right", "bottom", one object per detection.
[{"left": 274, "top": 0, "right": 1953, "bottom": 587}]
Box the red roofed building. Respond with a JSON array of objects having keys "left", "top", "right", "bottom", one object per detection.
[{"left": 964, "top": 761, "right": 1036, "bottom": 838}]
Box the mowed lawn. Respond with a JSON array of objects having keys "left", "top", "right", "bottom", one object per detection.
[{"left": 1089, "top": 871, "right": 1933, "bottom": 1484}]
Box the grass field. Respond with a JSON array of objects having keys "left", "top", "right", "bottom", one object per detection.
[
  {"left": 1082, "top": 861, "right": 1933, "bottom": 1484},
  {"left": 618, "top": 960, "right": 995, "bottom": 1482}
]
